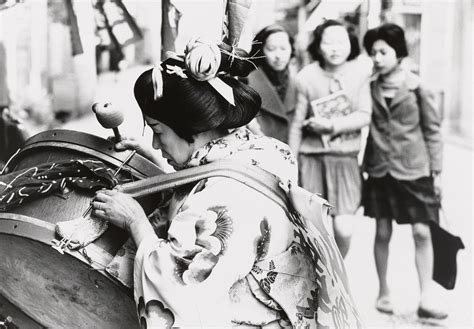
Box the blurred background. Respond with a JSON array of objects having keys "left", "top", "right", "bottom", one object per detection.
[
  {"left": 0, "top": 0, "right": 472, "bottom": 328},
  {"left": 0, "top": 0, "right": 471, "bottom": 141}
]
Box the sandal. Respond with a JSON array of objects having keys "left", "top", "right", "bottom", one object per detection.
[
  {"left": 375, "top": 296, "right": 394, "bottom": 314},
  {"left": 417, "top": 306, "right": 448, "bottom": 320}
]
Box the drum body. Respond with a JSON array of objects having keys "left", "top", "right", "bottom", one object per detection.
[{"left": 0, "top": 129, "right": 164, "bottom": 328}]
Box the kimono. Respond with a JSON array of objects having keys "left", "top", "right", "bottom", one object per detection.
[{"left": 133, "top": 128, "right": 358, "bottom": 328}]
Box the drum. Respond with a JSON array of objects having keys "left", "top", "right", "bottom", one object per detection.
[{"left": 0, "top": 129, "right": 164, "bottom": 328}]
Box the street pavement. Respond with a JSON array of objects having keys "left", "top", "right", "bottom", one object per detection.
[
  {"left": 345, "top": 138, "right": 473, "bottom": 329},
  {"left": 60, "top": 67, "right": 473, "bottom": 329}
]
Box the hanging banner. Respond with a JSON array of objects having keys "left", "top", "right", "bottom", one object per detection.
[
  {"left": 64, "top": 0, "right": 83, "bottom": 56},
  {"left": 0, "top": 0, "right": 23, "bottom": 11},
  {"left": 161, "top": 0, "right": 182, "bottom": 59},
  {"left": 93, "top": 0, "right": 143, "bottom": 50}
]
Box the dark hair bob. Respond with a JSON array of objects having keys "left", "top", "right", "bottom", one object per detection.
[
  {"left": 249, "top": 24, "right": 294, "bottom": 68},
  {"left": 363, "top": 23, "right": 408, "bottom": 58},
  {"left": 307, "top": 19, "right": 360, "bottom": 66},
  {"left": 134, "top": 49, "right": 261, "bottom": 143}
]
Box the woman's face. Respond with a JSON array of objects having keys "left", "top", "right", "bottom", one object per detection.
[
  {"left": 263, "top": 31, "right": 292, "bottom": 71},
  {"left": 145, "top": 116, "right": 194, "bottom": 169},
  {"left": 319, "top": 25, "right": 351, "bottom": 68},
  {"left": 370, "top": 39, "right": 399, "bottom": 75}
]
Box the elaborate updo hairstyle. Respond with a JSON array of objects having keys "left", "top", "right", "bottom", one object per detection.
[
  {"left": 363, "top": 23, "right": 408, "bottom": 59},
  {"left": 249, "top": 24, "right": 294, "bottom": 68},
  {"left": 134, "top": 40, "right": 261, "bottom": 143},
  {"left": 307, "top": 19, "right": 360, "bottom": 67}
]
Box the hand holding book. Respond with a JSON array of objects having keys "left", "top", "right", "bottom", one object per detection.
[
  {"left": 303, "top": 116, "right": 334, "bottom": 148},
  {"left": 303, "top": 117, "right": 334, "bottom": 134},
  {"left": 307, "top": 90, "right": 355, "bottom": 148}
]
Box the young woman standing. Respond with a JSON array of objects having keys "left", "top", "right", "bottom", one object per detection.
[
  {"left": 362, "top": 23, "right": 446, "bottom": 319},
  {"left": 289, "top": 20, "right": 372, "bottom": 258},
  {"left": 247, "top": 24, "right": 297, "bottom": 143}
]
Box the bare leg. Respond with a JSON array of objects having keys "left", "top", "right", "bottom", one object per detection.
[
  {"left": 412, "top": 223, "right": 433, "bottom": 305},
  {"left": 412, "top": 222, "right": 448, "bottom": 319},
  {"left": 333, "top": 214, "right": 355, "bottom": 258},
  {"left": 374, "top": 218, "right": 393, "bottom": 313}
]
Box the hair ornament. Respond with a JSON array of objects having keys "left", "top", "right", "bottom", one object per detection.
[
  {"left": 163, "top": 37, "right": 236, "bottom": 106},
  {"left": 220, "top": 42, "right": 262, "bottom": 71},
  {"left": 184, "top": 36, "right": 221, "bottom": 81},
  {"left": 151, "top": 65, "right": 163, "bottom": 100},
  {"left": 165, "top": 64, "right": 187, "bottom": 78}
]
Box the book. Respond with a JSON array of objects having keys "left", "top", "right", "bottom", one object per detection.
[
  {"left": 309, "top": 90, "right": 352, "bottom": 119},
  {"left": 309, "top": 90, "right": 359, "bottom": 148}
]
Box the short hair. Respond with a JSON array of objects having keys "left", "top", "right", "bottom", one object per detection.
[
  {"left": 307, "top": 19, "right": 360, "bottom": 66},
  {"left": 249, "top": 24, "right": 294, "bottom": 68},
  {"left": 134, "top": 46, "right": 261, "bottom": 143},
  {"left": 363, "top": 23, "right": 408, "bottom": 58}
]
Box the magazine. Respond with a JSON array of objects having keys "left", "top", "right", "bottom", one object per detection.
[
  {"left": 309, "top": 90, "right": 352, "bottom": 119},
  {"left": 309, "top": 90, "right": 359, "bottom": 148}
]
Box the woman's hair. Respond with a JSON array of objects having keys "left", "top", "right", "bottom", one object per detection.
[
  {"left": 134, "top": 43, "right": 261, "bottom": 143},
  {"left": 249, "top": 24, "right": 294, "bottom": 68},
  {"left": 363, "top": 23, "right": 408, "bottom": 58},
  {"left": 307, "top": 19, "right": 360, "bottom": 66}
]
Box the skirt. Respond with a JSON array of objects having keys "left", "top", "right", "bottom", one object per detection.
[
  {"left": 298, "top": 154, "right": 361, "bottom": 216},
  {"left": 362, "top": 174, "right": 440, "bottom": 224}
]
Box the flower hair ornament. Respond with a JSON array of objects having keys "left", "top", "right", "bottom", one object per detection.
[{"left": 151, "top": 37, "right": 235, "bottom": 106}]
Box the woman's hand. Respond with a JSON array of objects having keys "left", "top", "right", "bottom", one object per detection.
[
  {"left": 110, "top": 135, "right": 153, "bottom": 158},
  {"left": 92, "top": 189, "right": 155, "bottom": 246},
  {"left": 91, "top": 189, "right": 147, "bottom": 230},
  {"left": 431, "top": 171, "right": 442, "bottom": 201},
  {"left": 109, "top": 135, "right": 170, "bottom": 170},
  {"left": 303, "top": 117, "right": 335, "bottom": 135}
]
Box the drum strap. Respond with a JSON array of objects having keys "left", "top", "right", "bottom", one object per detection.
[{"left": 119, "top": 160, "right": 289, "bottom": 212}]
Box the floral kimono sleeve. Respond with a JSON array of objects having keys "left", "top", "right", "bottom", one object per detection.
[{"left": 133, "top": 178, "right": 264, "bottom": 328}]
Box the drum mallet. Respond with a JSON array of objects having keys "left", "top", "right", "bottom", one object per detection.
[
  {"left": 92, "top": 102, "right": 124, "bottom": 141},
  {"left": 79, "top": 102, "right": 136, "bottom": 219}
]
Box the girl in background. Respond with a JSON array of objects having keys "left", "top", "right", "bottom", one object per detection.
[
  {"left": 288, "top": 20, "right": 372, "bottom": 258},
  {"left": 247, "top": 24, "right": 297, "bottom": 143},
  {"left": 362, "top": 23, "right": 446, "bottom": 319}
]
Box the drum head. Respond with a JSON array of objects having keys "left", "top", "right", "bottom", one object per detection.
[{"left": 0, "top": 234, "right": 139, "bottom": 328}]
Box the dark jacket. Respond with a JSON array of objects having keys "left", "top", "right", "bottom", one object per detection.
[
  {"left": 247, "top": 68, "right": 296, "bottom": 143},
  {"left": 363, "top": 71, "right": 443, "bottom": 180}
]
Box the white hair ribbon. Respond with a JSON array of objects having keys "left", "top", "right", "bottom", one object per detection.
[
  {"left": 151, "top": 65, "right": 163, "bottom": 100},
  {"left": 207, "top": 77, "right": 235, "bottom": 106}
]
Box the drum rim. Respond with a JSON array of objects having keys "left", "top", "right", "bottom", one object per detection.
[
  {"left": 0, "top": 213, "right": 118, "bottom": 283},
  {"left": 8, "top": 129, "right": 163, "bottom": 178}
]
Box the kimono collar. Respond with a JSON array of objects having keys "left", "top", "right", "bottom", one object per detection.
[{"left": 184, "top": 127, "right": 298, "bottom": 184}]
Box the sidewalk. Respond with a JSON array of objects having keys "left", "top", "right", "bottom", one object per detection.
[{"left": 346, "top": 141, "right": 473, "bottom": 329}]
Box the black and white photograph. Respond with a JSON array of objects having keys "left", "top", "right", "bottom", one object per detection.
[{"left": 0, "top": 0, "right": 472, "bottom": 328}]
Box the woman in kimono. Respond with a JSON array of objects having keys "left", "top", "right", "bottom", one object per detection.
[
  {"left": 246, "top": 25, "right": 297, "bottom": 143},
  {"left": 90, "top": 39, "right": 360, "bottom": 328}
]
